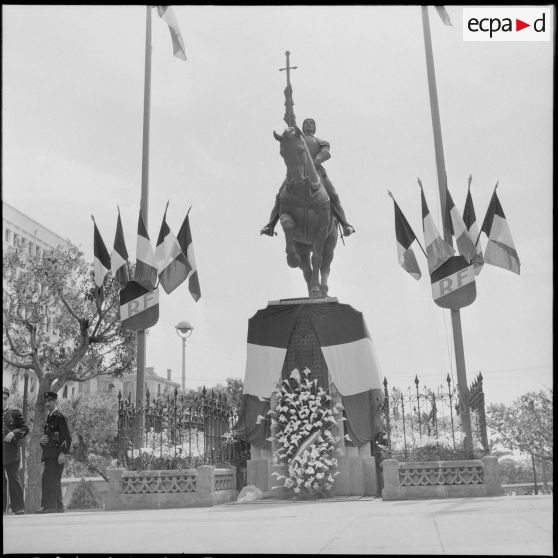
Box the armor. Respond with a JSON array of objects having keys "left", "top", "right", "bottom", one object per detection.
[{"left": 262, "top": 120, "right": 354, "bottom": 236}]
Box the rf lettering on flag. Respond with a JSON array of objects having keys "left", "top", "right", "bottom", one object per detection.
[{"left": 120, "top": 281, "right": 160, "bottom": 331}]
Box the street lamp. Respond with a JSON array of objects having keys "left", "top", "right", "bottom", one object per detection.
[{"left": 175, "top": 320, "right": 194, "bottom": 392}]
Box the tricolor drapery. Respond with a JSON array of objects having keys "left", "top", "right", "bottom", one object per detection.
[{"left": 237, "top": 303, "right": 384, "bottom": 447}]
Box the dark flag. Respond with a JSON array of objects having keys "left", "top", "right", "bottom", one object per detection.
[
  {"left": 419, "top": 179, "right": 454, "bottom": 274},
  {"left": 462, "top": 176, "right": 484, "bottom": 275},
  {"left": 110, "top": 209, "right": 129, "bottom": 290},
  {"left": 155, "top": 206, "right": 191, "bottom": 295},
  {"left": 176, "top": 210, "right": 201, "bottom": 301},
  {"left": 480, "top": 185, "right": 520, "bottom": 274},
  {"left": 390, "top": 194, "right": 421, "bottom": 280},
  {"left": 445, "top": 186, "right": 477, "bottom": 263},
  {"left": 93, "top": 218, "right": 111, "bottom": 303},
  {"left": 134, "top": 212, "right": 158, "bottom": 292}
]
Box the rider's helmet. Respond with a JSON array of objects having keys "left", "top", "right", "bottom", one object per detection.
[{"left": 302, "top": 118, "right": 316, "bottom": 134}]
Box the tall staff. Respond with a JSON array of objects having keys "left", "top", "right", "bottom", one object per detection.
[
  {"left": 135, "top": 6, "right": 153, "bottom": 447},
  {"left": 421, "top": 6, "right": 474, "bottom": 458}
]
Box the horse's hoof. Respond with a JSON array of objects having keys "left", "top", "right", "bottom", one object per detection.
[
  {"left": 287, "top": 253, "right": 301, "bottom": 268},
  {"left": 309, "top": 287, "right": 322, "bottom": 299},
  {"left": 320, "top": 286, "right": 329, "bottom": 297}
]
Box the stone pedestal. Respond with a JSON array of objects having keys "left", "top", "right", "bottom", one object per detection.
[{"left": 244, "top": 297, "right": 381, "bottom": 498}]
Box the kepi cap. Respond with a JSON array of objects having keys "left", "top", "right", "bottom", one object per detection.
[{"left": 44, "top": 391, "right": 58, "bottom": 401}]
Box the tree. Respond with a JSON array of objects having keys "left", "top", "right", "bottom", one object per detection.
[
  {"left": 60, "top": 394, "right": 119, "bottom": 481},
  {"left": 3, "top": 244, "right": 136, "bottom": 511},
  {"left": 486, "top": 389, "right": 553, "bottom": 461}
]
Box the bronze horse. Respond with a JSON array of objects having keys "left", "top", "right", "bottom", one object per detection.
[{"left": 273, "top": 126, "right": 338, "bottom": 298}]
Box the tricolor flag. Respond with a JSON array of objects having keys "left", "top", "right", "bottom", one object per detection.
[
  {"left": 480, "top": 185, "right": 520, "bottom": 275},
  {"left": 462, "top": 176, "right": 484, "bottom": 275},
  {"left": 390, "top": 193, "right": 421, "bottom": 280},
  {"left": 155, "top": 207, "right": 190, "bottom": 294},
  {"left": 445, "top": 186, "right": 477, "bottom": 264},
  {"left": 176, "top": 210, "right": 201, "bottom": 301},
  {"left": 419, "top": 180, "right": 454, "bottom": 274},
  {"left": 134, "top": 212, "right": 158, "bottom": 292},
  {"left": 236, "top": 303, "right": 384, "bottom": 448},
  {"left": 110, "top": 209, "right": 129, "bottom": 290},
  {"left": 434, "top": 6, "right": 452, "bottom": 26},
  {"left": 157, "top": 6, "right": 187, "bottom": 61},
  {"left": 93, "top": 218, "right": 111, "bottom": 301}
]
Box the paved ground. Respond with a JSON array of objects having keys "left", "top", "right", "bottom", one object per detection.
[{"left": 3, "top": 495, "right": 552, "bottom": 555}]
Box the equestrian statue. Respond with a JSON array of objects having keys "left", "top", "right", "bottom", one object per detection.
[{"left": 260, "top": 51, "right": 355, "bottom": 299}]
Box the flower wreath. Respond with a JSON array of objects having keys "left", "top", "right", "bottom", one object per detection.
[{"left": 267, "top": 368, "right": 345, "bottom": 498}]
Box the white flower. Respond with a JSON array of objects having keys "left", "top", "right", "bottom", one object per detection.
[{"left": 293, "top": 487, "right": 301, "bottom": 493}]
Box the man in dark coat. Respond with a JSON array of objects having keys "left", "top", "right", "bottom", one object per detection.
[
  {"left": 37, "top": 392, "right": 71, "bottom": 513},
  {"left": 3, "top": 387, "right": 29, "bottom": 515}
]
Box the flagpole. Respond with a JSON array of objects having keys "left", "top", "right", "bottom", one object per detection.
[
  {"left": 135, "top": 5, "right": 153, "bottom": 448},
  {"left": 421, "top": 5, "right": 474, "bottom": 459}
]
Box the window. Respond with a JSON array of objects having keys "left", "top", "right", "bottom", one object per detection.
[
  {"left": 84, "top": 382, "right": 90, "bottom": 394},
  {"left": 13, "top": 233, "right": 18, "bottom": 246},
  {"left": 36, "top": 245, "right": 41, "bottom": 256},
  {"left": 72, "top": 387, "right": 75, "bottom": 397},
  {"left": 5, "top": 229, "right": 12, "bottom": 244},
  {"left": 62, "top": 385, "right": 68, "bottom": 399},
  {"left": 157, "top": 383, "right": 161, "bottom": 396},
  {"left": 28, "top": 242, "right": 34, "bottom": 255}
]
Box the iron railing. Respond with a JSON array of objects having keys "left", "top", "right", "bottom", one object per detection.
[
  {"left": 116, "top": 387, "right": 250, "bottom": 486},
  {"left": 381, "top": 373, "right": 489, "bottom": 462}
]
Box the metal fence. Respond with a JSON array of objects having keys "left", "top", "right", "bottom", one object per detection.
[
  {"left": 117, "top": 387, "right": 250, "bottom": 487},
  {"left": 381, "top": 372, "right": 489, "bottom": 462}
]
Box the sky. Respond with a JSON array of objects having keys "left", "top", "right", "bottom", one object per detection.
[{"left": 2, "top": 5, "right": 553, "bottom": 405}]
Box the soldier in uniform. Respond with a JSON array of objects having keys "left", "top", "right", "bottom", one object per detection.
[
  {"left": 3, "top": 387, "right": 29, "bottom": 515},
  {"left": 37, "top": 392, "right": 71, "bottom": 513},
  {"left": 261, "top": 117, "right": 356, "bottom": 237}
]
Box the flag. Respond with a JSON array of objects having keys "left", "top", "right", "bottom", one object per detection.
[
  {"left": 93, "top": 219, "right": 111, "bottom": 303},
  {"left": 480, "top": 186, "right": 520, "bottom": 274},
  {"left": 391, "top": 195, "right": 421, "bottom": 280},
  {"left": 176, "top": 211, "right": 201, "bottom": 301},
  {"left": 420, "top": 181, "right": 454, "bottom": 274},
  {"left": 134, "top": 212, "right": 158, "bottom": 291},
  {"left": 157, "top": 6, "right": 187, "bottom": 61},
  {"left": 445, "top": 186, "right": 477, "bottom": 263},
  {"left": 435, "top": 6, "right": 453, "bottom": 26},
  {"left": 462, "top": 178, "right": 484, "bottom": 275},
  {"left": 111, "top": 209, "right": 129, "bottom": 290},
  {"left": 155, "top": 207, "right": 190, "bottom": 294}
]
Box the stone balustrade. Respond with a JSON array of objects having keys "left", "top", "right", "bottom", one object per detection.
[
  {"left": 382, "top": 456, "right": 502, "bottom": 500},
  {"left": 106, "top": 465, "right": 238, "bottom": 510}
]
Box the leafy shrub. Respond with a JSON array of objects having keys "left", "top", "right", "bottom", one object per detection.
[{"left": 68, "top": 477, "right": 103, "bottom": 509}]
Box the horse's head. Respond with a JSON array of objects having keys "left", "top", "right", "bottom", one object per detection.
[
  {"left": 273, "top": 126, "right": 319, "bottom": 186},
  {"left": 273, "top": 126, "right": 305, "bottom": 163}
]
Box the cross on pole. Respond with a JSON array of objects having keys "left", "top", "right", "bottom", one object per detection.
[
  {"left": 280, "top": 50, "right": 298, "bottom": 127},
  {"left": 279, "top": 50, "right": 298, "bottom": 87}
]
